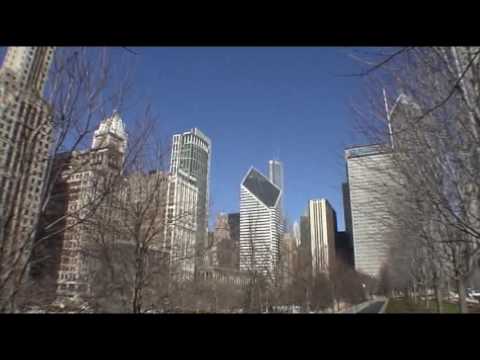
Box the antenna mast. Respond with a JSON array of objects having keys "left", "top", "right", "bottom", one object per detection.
[{"left": 383, "top": 88, "right": 394, "bottom": 149}]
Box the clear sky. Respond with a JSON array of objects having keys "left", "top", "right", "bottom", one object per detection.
[{"left": 0, "top": 47, "right": 367, "bottom": 231}]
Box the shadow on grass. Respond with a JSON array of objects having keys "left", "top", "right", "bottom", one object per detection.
[{"left": 386, "top": 298, "right": 460, "bottom": 313}]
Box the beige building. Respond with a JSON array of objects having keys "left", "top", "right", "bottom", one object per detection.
[
  {"left": 302, "top": 199, "right": 336, "bottom": 277},
  {"left": 164, "top": 169, "right": 199, "bottom": 279},
  {"left": 0, "top": 47, "right": 55, "bottom": 298},
  {"left": 37, "top": 112, "right": 128, "bottom": 298}
]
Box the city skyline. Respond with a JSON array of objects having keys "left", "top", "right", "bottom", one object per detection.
[{"left": 0, "top": 47, "right": 367, "bottom": 231}]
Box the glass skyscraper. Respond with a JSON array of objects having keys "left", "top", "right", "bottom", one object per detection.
[{"left": 170, "top": 128, "right": 211, "bottom": 270}]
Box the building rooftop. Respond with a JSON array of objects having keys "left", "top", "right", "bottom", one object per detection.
[
  {"left": 242, "top": 167, "right": 280, "bottom": 208},
  {"left": 344, "top": 143, "right": 391, "bottom": 159}
]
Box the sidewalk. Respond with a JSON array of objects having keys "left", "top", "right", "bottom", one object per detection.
[{"left": 340, "top": 297, "right": 387, "bottom": 314}]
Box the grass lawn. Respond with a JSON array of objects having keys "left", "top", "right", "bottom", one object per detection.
[{"left": 386, "top": 298, "right": 460, "bottom": 313}]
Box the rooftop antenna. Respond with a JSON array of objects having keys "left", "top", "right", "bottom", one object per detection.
[{"left": 383, "top": 88, "right": 394, "bottom": 149}]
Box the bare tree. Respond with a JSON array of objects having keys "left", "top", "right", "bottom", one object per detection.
[
  {"left": 0, "top": 47, "right": 141, "bottom": 312},
  {"left": 350, "top": 47, "right": 480, "bottom": 313}
]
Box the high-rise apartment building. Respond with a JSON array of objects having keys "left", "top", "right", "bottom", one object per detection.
[
  {"left": 170, "top": 128, "right": 211, "bottom": 271},
  {"left": 345, "top": 144, "right": 396, "bottom": 278},
  {"left": 0, "top": 47, "right": 55, "bottom": 95},
  {"left": 301, "top": 199, "right": 337, "bottom": 277},
  {"left": 239, "top": 167, "right": 281, "bottom": 275},
  {"left": 0, "top": 47, "right": 55, "bottom": 295}
]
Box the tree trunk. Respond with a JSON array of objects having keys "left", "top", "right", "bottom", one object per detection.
[
  {"left": 456, "top": 278, "right": 469, "bottom": 313},
  {"left": 434, "top": 282, "right": 443, "bottom": 313}
]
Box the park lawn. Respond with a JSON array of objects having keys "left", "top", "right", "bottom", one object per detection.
[{"left": 386, "top": 298, "right": 460, "bottom": 313}]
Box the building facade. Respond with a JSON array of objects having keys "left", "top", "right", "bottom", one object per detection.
[
  {"left": 37, "top": 112, "right": 128, "bottom": 298},
  {"left": 170, "top": 128, "right": 211, "bottom": 270},
  {"left": 164, "top": 168, "right": 199, "bottom": 279},
  {"left": 345, "top": 144, "right": 396, "bottom": 278},
  {"left": 212, "top": 212, "right": 240, "bottom": 270},
  {"left": 0, "top": 47, "right": 55, "bottom": 298},
  {"left": 302, "top": 199, "right": 337, "bottom": 277},
  {"left": 342, "top": 182, "right": 352, "bottom": 237},
  {"left": 239, "top": 167, "right": 281, "bottom": 275},
  {"left": 279, "top": 232, "right": 297, "bottom": 284}
]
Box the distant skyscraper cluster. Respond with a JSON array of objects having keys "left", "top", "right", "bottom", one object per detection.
[{"left": 0, "top": 47, "right": 216, "bottom": 302}]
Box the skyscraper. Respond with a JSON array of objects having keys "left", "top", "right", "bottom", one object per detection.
[
  {"left": 239, "top": 167, "right": 281, "bottom": 275},
  {"left": 345, "top": 144, "right": 396, "bottom": 278},
  {"left": 302, "top": 199, "right": 337, "bottom": 277},
  {"left": 38, "top": 111, "right": 128, "bottom": 298},
  {"left": 268, "top": 160, "right": 284, "bottom": 230},
  {"left": 0, "top": 47, "right": 55, "bottom": 95},
  {"left": 0, "top": 47, "right": 55, "bottom": 296},
  {"left": 170, "top": 128, "right": 211, "bottom": 271}
]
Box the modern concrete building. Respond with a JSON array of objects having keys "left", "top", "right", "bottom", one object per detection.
[
  {"left": 0, "top": 47, "right": 55, "bottom": 296},
  {"left": 170, "top": 128, "right": 211, "bottom": 270},
  {"left": 301, "top": 199, "right": 337, "bottom": 277},
  {"left": 239, "top": 167, "right": 281, "bottom": 275},
  {"left": 345, "top": 144, "right": 396, "bottom": 278}
]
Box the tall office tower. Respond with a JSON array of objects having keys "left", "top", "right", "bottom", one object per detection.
[
  {"left": 268, "top": 160, "right": 284, "bottom": 231},
  {"left": 302, "top": 199, "right": 337, "bottom": 277},
  {"left": 164, "top": 168, "right": 199, "bottom": 279},
  {"left": 213, "top": 212, "right": 240, "bottom": 269},
  {"left": 345, "top": 144, "right": 396, "bottom": 278},
  {"left": 239, "top": 167, "right": 281, "bottom": 275},
  {"left": 37, "top": 112, "right": 128, "bottom": 298},
  {"left": 170, "top": 128, "right": 211, "bottom": 271},
  {"left": 0, "top": 47, "right": 55, "bottom": 296}
]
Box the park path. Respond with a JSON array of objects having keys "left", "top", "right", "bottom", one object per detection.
[{"left": 358, "top": 301, "right": 385, "bottom": 313}]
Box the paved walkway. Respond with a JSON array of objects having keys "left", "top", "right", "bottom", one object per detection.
[{"left": 358, "top": 301, "right": 385, "bottom": 313}]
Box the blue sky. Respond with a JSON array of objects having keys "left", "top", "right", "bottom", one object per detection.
[{"left": 1, "top": 47, "right": 368, "bottom": 230}]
